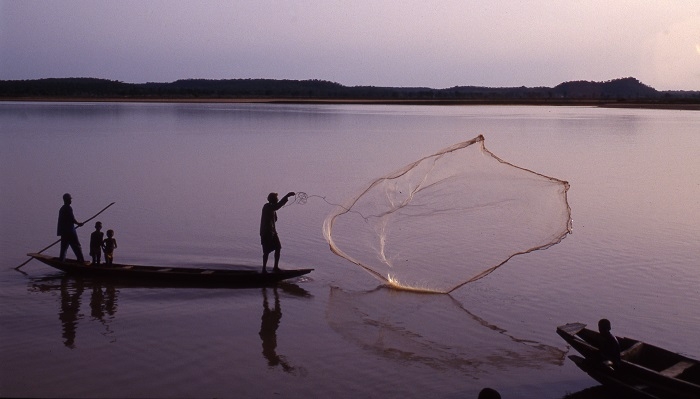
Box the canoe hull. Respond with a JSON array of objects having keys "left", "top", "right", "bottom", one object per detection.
[
  {"left": 27, "top": 253, "right": 312, "bottom": 288},
  {"left": 557, "top": 323, "right": 700, "bottom": 399},
  {"left": 568, "top": 355, "right": 666, "bottom": 399}
]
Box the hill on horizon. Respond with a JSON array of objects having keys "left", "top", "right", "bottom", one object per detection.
[{"left": 1, "top": 76, "right": 698, "bottom": 102}]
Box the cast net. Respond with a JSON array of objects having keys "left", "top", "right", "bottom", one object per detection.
[{"left": 322, "top": 135, "right": 571, "bottom": 293}]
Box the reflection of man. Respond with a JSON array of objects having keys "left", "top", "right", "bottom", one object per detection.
[
  {"left": 259, "top": 287, "right": 282, "bottom": 366},
  {"left": 259, "top": 287, "right": 293, "bottom": 372},
  {"left": 260, "top": 192, "right": 295, "bottom": 273},
  {"left": 57, "top": 193, "right": 85, "bottom": 263},
  {"left": 59, "top": 277, "right": 84, "bottom": 348}
]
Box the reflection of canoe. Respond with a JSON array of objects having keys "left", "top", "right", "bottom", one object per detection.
[
  {"left": 557, "top": 323, "right": 700, "bottom": 399},
  {"left": 27, "top": 253, "right": 312, "bottom": 288}
]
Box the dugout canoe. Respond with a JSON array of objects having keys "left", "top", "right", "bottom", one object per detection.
[
  {"left": 557, "top": 322, "right": 700, "bottom": 399},
  {"left": 27, "top": 253, "right": 312, "bottom": 288}
]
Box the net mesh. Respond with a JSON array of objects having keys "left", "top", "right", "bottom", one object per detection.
[{"left": 323, "top": 135, "right": 572, "bottom": 293}]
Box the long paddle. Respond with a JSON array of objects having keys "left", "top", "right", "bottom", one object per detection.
[{"left": 14, "top": 202, "right": 116, "bottom": 270}]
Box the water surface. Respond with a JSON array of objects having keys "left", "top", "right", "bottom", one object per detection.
[{"left": 1, "top": 102, "right": 698, "bottom": 398}]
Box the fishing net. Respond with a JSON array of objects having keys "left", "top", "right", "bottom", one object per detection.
[{"left": 322, "top": 135, "right": 572, "bottom": 293}]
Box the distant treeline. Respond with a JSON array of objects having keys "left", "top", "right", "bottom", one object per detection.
[{"left": 1, "top": 77, "right": 699, "bottom": 104}]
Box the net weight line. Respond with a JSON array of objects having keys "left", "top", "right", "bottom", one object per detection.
[
  {"left": 287, "top": 192, "right": 332, "bottom": 207},
  {"left": 288, "top": 192, "right": 380, "bottom": 223},
  {"left": 293, "top": 191, "right": 308, "bottom": 205},
  {"left": 288, "top": 191, "right": 354, "bottom": 213}
]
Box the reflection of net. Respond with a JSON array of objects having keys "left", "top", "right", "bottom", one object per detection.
[
  {"left": 323, "top": 135, "right": 572, "bottom": 293},
  {"left": 327, "top": 286, "right": 566, "bottom": 373}
]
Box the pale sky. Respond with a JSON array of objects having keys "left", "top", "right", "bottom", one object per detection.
[{"left": 1, "top": 0, "right": 699, "bottom": 90}]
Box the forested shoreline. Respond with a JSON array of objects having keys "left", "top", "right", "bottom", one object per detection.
[{"left": 1, "top": 77, "right": 698, "bottom": 107}]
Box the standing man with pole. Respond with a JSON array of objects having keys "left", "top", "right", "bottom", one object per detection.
[
  {"left": 58, "top": 193, "right": 86, "bottom": 263},
  {"left": 260, "top": 192, "right": 295, "bottom": 273}
]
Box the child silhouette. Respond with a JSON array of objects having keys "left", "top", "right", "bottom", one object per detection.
[
  {"left": 89, "top": 221, "right": 104, "bottom": 265},
  {"left": 102, "top": 229, "right": 118, "bottom": 265}
]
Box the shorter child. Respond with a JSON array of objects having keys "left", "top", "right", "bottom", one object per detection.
[
  {"left": 102, "top": 229, "right": 118, "bottom": 265},
  {"left": 89, "top": 222, "right": 104, "bottom": 265}
]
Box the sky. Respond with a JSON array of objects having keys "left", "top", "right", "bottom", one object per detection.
[{"left": 1, "top": 0, "right": 699, "bottom": 90}]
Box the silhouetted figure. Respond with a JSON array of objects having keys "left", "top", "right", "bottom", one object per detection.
[
  {"left": 57, "top": 193, "right": 85, "bottom": 263},
  {"left": 478, "top": 388, "right": 501, "bottom": 399},
  {"left": 59, "top": 276, "right": 84, "bottom": 348},
  {"left": 598, "top": 318, "right": 621, "bottom": 369},
  {"left": 259, "top": 287, "right": 294, "bottom": 373},
  {"left": 260, "top": 192, "right": 295, "bottom": 273},
  {"left": 90, "top": 280, "right": 106, "bottom": 320},
  {"left": 102, "top": 229, "right": 117, "bottom": 265},
  {"left": 104, "top": 285, "right": 118, "bottom": 317},
  {"left": 90, "top": 280, "right": 119, "bottom": 342},
  {"left": 90, "top": 221, "right": 104, "bottom": 265}
]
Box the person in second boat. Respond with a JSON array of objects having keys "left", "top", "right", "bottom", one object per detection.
[
  {"left": 598, "top": 318, "right": 621, "bottom": 369},
  {"left": 260, "top": 192, "right": 295, "bottom": 273}
]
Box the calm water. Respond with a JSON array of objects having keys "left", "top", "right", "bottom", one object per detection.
[{"left": 1, "top": 102, "right": 698, "bottom": 398}]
